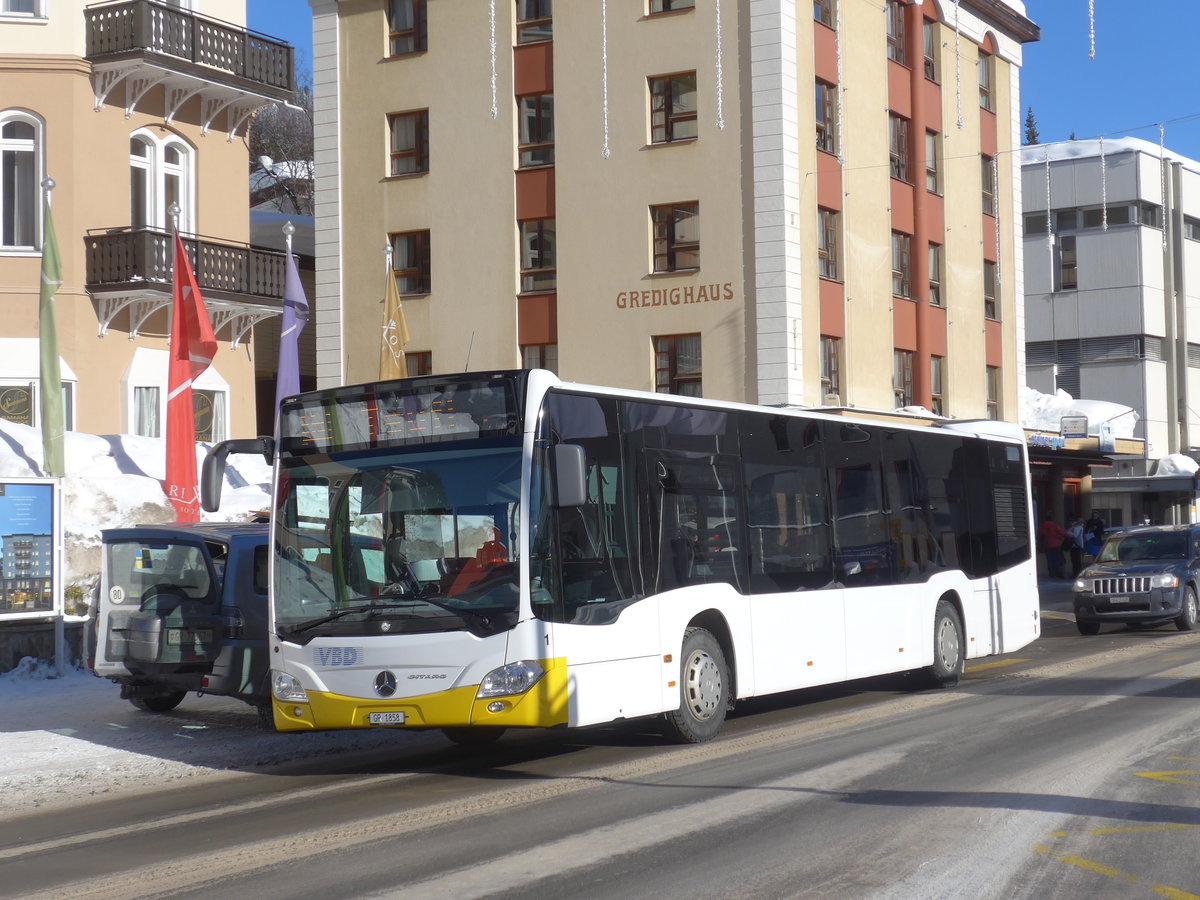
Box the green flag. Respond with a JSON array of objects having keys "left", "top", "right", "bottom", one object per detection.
[{"left": 39, "top": 196, "right": 64, "bottom": 477}]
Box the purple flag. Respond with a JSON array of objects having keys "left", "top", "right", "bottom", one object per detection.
[{"left": 275, "top": 251, "right": 309, "bottom": 424}]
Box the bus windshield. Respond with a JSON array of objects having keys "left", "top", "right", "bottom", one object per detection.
[{"left": 274, "top": 441, "right": 523, "bottom": 643}]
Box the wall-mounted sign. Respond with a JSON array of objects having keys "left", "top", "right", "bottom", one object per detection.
[
  {"left": 0, "top": 386, "right": 33, "bottom": 426},
  {"left": 616, "top": 282, "right": 734, "bottom": 309},
  {"left": 1060, "top": 415, "right": 1088, "bottom": 438}
]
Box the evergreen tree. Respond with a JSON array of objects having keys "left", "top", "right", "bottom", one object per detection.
[{"left": 1023, "top": 106, "right": 1040, "bottom": 145}]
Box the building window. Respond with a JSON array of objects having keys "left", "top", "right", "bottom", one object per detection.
[
  {"left": 893, "top": 349, "right": 914, "bottom": 408},
  {"left": 820, "top": 335, "right": 842, "bottom": 402},
  {"left": 985, "top": 365, "right": 1000, "bottom": 419},
  {"left": 650, "top": 0, "right": 694, "bottom": 12},
  {"left": 923, "top": 19, "right": 938, "bottom": 81},
  {"left": 885, "top": 0, "right": 906, "bottom": 64},
  {"left": 388, "top": 110, "right": 429, "bottom": 176},
  {"left": 891, "top": 231, "right": 911, "bottom": 299},
  {"left": 984, "top": 259, "right": 997, "bottom": 318},
  {"left": 1, "top": 112, "right": 39, "bottom": 249},
  {"left": 818, "top": 207, "right": 840, "bottom": 280},
  {"left": 388, "top": 0, "right": 427, "bottom": 56},
  {"left": 516, "top": 0, "right": 552, "bottom": 44},
  {"left": 129, "top": 130, "right": 193, "bottom": 232},
  {"left": 1138, "top": 202, "right": 1163, "bottom": 228},
  {"left": 889, "top": 114, "right": 910, "bottom": 182},
  {"left": 519, "top": 218, "right": 556, "bottom": 292},
  {"left": 390, "top": 230, "right": 432, "bottom": 295},
  {"left": 1186, "top": 216, "right": 1200, "bottom": 242},
  {"left": 925, "top": 130, "right": 940, "bottom": 193},
  {"left": 193, "top": 389, "right": 227, "bottom": 443},
  {"left": 814, "top": 0, "right": 834, "bottom": 27},
  {"left": 928, "top": 243, "right": 942, "bottom": 306},
  {"left": 522, "top": 343, "right": 558, "bottom": 374},
  {"left": 978, "top": 49, "right": 992, "bottom": 111},
  {"left": 651, "top": 202, "right": 699, "bottom": 272},
  {"left": 930, "top": 355, "right": 945, "bottom": 415},
  {"left": 133, "top": 386, "right": 160, "bottom": 437},
  {"left": 1056, "top": 234, "right": 1077, "bottom": 291},
  {"left": 981, "top": 154, "right": 996, "bottom": 216},
  {"left": 405, "top": 351, "right": 432, "bottom": 377},
  {"left": 518, "top": 93, "right": 554, "bottom": 167},
  {"left": 816, "top": 79, "right": 838, "bottom": 155},
  {"left": 655, "top": 334, "right": 702, "bottom": 396},
  {"left": 649, "top": 72, "right": 697, "bottom": 144}
]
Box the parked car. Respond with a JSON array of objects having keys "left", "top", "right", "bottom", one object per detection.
[
  {"left": 1071, "top": 524, "right": 1200, "bottom": 635},
  {"left": 89, "top": 522, "right": 272, "bottom": 722}
]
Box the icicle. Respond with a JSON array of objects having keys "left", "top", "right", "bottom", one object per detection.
[
  {"left": 835, "top": 0, "right": 845, "bottom": 166},
  {"left": 601, "top": 0, "right": 610, "bottom": 158},
  {"left": 488, "top": 0, "right": 498, "bottom": 119},
  {"left": 954, "top": 0, "right": 964, "bottom": 130},
  {"left": 1088, "top": 0, "right": 1096, "bottom": 60},
  {"left": 1099, "top": 136, "right": 1108, "bottom": 231},
  {"left": 1160, "top": 123, "right": 1168, "bottom": 250},
  {"left": 714, "top": 0, "right": 725, "bottom": 130},
  {"left": 993, "top": 156, "right": 1001, "bottom": 285}
]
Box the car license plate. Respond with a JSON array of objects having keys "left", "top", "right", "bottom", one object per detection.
[
  {"left": 368, "top": 711, "right": 406, "bottom": 725},
  {"left": 1107, "top": 596, "right": 1129, "bottom": 604},
  {"left": 167, "top": 629, "right": 212, "bottom": 644}
]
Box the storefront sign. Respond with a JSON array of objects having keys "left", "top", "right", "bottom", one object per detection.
[
  {"left": 0, "top": 479, "right": 60, "bottom": 620},
  {"left": 1028, "top": 433, "right": 1066, "bottom": 449},
  {"left": 1060, "top": 415, "right": 1088, "bottom": 438},
  {"left": 616, "top": 282, "right": 734, "bottom": 309}
]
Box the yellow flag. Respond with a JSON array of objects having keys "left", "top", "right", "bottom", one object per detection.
[{"left": 379, "top": 267, "right": 409, "bottom": 380}]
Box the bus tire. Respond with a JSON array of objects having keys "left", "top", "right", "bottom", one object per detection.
[
  {"left": 1176, "top": 586, "right": 1198, "bottom": 632},
  {"left": 442, "top": 727, "right": 506, "bottom": 746},
  {"left": 662, "top": 627, "right": 729, "bottom": 744},
  {"left": 925, "top": 601, "right": 964, "bottom": 688},
  {"left": 131, "top": 691, "right": 187, "bottom": 713}
]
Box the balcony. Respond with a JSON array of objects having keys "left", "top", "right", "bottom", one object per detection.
[
  {"left": 84, "top": 227, "right": 285, "bottom": 345},
  {"left": 84, "top": 0, "right": 294, "bottom": 137}
]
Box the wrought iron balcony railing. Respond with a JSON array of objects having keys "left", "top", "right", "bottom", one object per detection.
[{"left": 84, "top": 227, "right": 286, "bottom": 344}]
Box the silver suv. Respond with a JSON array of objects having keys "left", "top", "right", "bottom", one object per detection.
[{"left": 1071, "top": 525, "right": 1200, "bottom": 635}]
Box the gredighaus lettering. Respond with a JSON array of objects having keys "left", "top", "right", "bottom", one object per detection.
[{"left": 616, "top": 282, "right": 735, "bottom": 309}]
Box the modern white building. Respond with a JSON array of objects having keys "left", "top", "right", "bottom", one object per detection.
[{"left": 1022, "top": 138, "right": 1200, "bottom": 523}]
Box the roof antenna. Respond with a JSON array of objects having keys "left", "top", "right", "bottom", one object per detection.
[{"left": 464, "top": 331, "right": 475, "bottom": 372}]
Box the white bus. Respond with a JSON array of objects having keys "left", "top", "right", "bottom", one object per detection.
[{"left": 203, "top": 370, "right": 1038, "bottom": 743}]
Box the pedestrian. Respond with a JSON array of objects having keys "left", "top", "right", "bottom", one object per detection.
[
  {"left": 1085, "top": 511, "right": 1107, "bottom": 545},
  {"left": 1038, "top": 511, "right": 1072, "bottom": 579},
  {"left": 1067, "top": 517, "right": 1085, "bottom": 577}
]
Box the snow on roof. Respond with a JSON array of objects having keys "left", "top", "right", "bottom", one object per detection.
[
  {"left": 1019, "top": 386, "right": 1138, "bottom": 439},
  {"left": 1020, "top": 137, "right": 1200, "bottom": 176}
]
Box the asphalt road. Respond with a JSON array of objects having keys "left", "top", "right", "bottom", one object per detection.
[{"left": 5, "top": 584, "right": 1200, "bottom": 900}]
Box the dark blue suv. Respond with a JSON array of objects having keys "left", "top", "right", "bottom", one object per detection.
[{"left": 1071, "top": 525, "right": 1200, "bottom": 635}]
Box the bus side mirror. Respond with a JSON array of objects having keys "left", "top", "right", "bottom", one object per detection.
[
  {"left": 552, "top": 444, "right": 587, "bottom": 508},
  {"left": 202, "top": 437, "right": 274, "bottom": 513}
]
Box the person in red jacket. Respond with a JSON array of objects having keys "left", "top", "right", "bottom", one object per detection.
[{"left": 1038, "top": 511, "right": 1072, "bottom": 579}]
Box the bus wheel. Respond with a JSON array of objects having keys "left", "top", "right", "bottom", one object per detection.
[
  {"left": 131, "top": 691, "right": 186, "bottom": 713},
  {"left": 442, "top": 727, "right": 506, "bottom": 746},
  {"left": 925, "top": 601, "right": 964, "bottom": 688},
  {"left": 1176, "top": 587, "right": 1199, "bottom": 632},
  {"left": 663, "top": 627, "right": 729, "bottom": 744}
]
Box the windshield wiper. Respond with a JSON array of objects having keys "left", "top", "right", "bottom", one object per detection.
[
  {"left": 279, "top": 601, "right": 457, "bottom": 638},
  {"left": 377, "top": 591, "right": 493, "bottom": 629}
]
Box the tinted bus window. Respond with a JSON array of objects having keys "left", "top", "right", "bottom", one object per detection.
[
  {"left": 825, "top": 422, "right": 891, "bottom": 586},
  {"left": 741, "top": 413, "right": 833, "bottom": 592}
]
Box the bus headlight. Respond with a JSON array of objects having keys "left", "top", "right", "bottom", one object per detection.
[
  {"left": 477, "top": 660, "right": 545, "bottom": 698},
  {"left": 272, "top": 669, "right": 309, "bottom": 703}
]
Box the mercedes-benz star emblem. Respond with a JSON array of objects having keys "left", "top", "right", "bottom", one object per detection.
[{"left": 374, "top": 670, "right": 397, "bottom": 697}]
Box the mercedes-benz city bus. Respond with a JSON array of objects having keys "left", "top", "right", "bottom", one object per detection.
[{"left": 202, "top": 369, "right": 1038, "bottom": 743}]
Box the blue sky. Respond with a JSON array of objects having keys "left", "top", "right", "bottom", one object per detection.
[{"left": 245, "top": 0, "right": 1200, "bottom": 159}]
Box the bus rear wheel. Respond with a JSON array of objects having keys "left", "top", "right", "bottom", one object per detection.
[
  {"left": 662, "top": 627, "right": 729, "bottom": 744},
  {"left": 924, "top": 601, "right": 964, "bottom": 688}
]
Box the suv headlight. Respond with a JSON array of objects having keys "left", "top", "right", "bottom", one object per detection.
[
  {"left": 477, "top": 660, "right": 545, "bottom": 698},
  {"left": 1152, "top": 573, "right": 1180, "bottom": 589},
  {"left": 272, "top": 669, "right": 309, "bottom": 703},
  {"left": 1072, "top": 577, "right": 1088, "bottom": 592}
]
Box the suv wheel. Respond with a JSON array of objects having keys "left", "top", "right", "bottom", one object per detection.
[{"left": 1176, "top": 586, "right": 1198, "bottom": 632}]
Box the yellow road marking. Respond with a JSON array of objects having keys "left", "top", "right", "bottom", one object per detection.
[
  {"left": 1134, "top": 770, "right": 1200, "bottom": 786},
  {"left": 965, "top": 658, "right": 1029, "bottom": 674},
  {"left": 1050, "top": 825, "right": 1200, "bottom": 838},
  {"left": 1168, "top": 757, "right": 1200, "bottom": 762},
  {"left": 1156, "top": 885, "right": 1200, "bottom": 900},
  {"left": 1041, "top": 611, "right": 1075, "bottom": 622}
]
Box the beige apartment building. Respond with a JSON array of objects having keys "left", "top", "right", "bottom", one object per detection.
[
  {"left": 313, "top": 0, "right": 1037, "bottom": 417},
  {"left": 0, "top": 0, "right": 295, "bottom": 446}
]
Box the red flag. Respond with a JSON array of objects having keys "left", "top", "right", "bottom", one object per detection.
[{"left": 164, "top": 232, "right": 217, "bottom": 522}]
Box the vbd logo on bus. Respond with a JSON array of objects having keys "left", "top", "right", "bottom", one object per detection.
[{"left": 314, "top": 647, "right": 364, "bottom": 667}]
